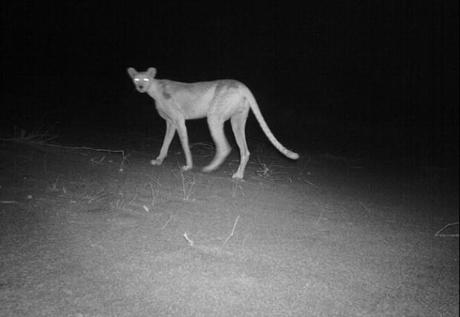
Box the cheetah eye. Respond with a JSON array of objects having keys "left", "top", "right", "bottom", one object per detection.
[
  {"left": 134, "top": 78, "right": 140, "bottom": 82},
  {"left": 143, "top": 78, "right": 149, "bottom": 82}
]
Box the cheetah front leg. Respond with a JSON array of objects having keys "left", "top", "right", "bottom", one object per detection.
[
  {"left": 175, "top": 119, "right": 193, "bottom": 171},
  {"left": 151, "top": 120, "right": 176, "bottom": 166}
]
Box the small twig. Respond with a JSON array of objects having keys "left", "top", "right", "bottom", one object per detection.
[
  {"left": 222, "top": 215, "right": 240, "bottom": 247},
  {"left": 179, "top": 169, "right": 195, "bottom": 201},
  {"left": 127, "top": 193, "right": 138, "bottom": 205},
  {"left": 302, "top": 178, "right": 319, "bottom": 188},
  {"left": 0, "top": 131, "right": 57, "bottom": 144},
  {"left": 183, "top": 232, "right": 194, "bottom": 246},
  {"left": 1, "top": 138, "right": 128, "bottom": 172},
  {"left": 256, "top": 162, "right": 271, "bottom": 177},
  {"left": 90, "top": 155, "right": 106, "bottom": 164},
  {"left": 0, "top": 200, "right": 20, "bottom": 204},
  {"left": 434, "top": 222, "right": 459, "bottom": 237},
  {"left": 314, "top": 208, "right": 324, "bottom": 226},
  {"left": 87, "top": 189, "right": 106, "bottom": 203},
  {"left": 161, "top": 215, "right": 173, "bottom": 229}
]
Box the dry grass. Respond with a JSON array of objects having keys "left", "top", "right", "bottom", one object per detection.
[{"left": 0, "top": 135, "right": 458, "bottom": 317}]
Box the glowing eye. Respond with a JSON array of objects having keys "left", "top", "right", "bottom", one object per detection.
[
  {"left": 134, "top": 78, "right": 140, "bottom": 82},
  {"left": 143, "top": 78, "right": 149, "bottom": 82}
]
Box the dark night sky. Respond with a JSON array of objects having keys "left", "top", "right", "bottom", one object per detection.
[{"left": 1, "top": 1, "right": 458, "bottom": 165}]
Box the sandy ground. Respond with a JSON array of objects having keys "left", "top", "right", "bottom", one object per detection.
[{"left": 0, "top": 136, "right": 458, "bottom": 316}]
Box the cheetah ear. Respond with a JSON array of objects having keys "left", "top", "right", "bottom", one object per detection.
[
  {"left": 147, "top": 67, "right": 157, "bottom": 78},
  {"left": 127, "top": 67, "right": 137, "bottom": 78}
]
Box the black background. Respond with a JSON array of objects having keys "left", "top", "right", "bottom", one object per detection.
[{"left": 1, "top": 1, "right": 458, "bottom": 166}]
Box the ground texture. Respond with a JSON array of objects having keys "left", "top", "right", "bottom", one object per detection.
[{"left": 0, "top": 136, "right": 458, "bottom": 316}]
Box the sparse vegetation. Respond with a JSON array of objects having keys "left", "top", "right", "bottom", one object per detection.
[{"left": 0, "top": 133, "right": 458, "bottom": 316}]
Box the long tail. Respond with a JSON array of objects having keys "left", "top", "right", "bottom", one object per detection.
[{"left": 244, "top": 88, "right": 299, "bottom": 160}]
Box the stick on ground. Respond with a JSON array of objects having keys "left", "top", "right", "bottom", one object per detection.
[{"left": 222, "top": 215, "right": 240, "bottom": 247}]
